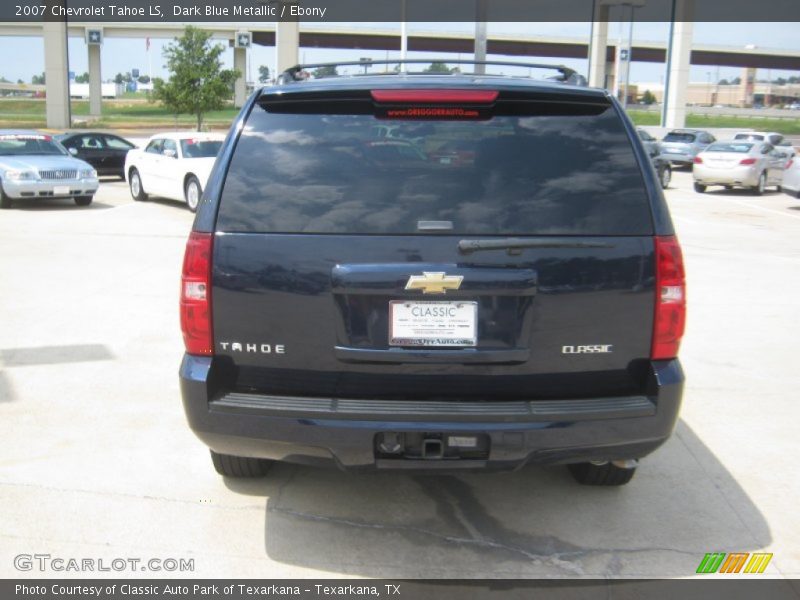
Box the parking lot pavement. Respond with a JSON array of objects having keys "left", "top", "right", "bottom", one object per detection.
[{"left": 1, "top": 171, "right": 799, "bottom": 579}]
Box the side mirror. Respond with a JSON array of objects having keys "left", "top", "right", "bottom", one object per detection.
[{"left": 68, "top": 147, "right": 78, "bottom": 156}]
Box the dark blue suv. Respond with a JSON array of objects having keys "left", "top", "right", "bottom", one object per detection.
[{"left": 179, "top": 61, "right": 686, "bottom": 486}]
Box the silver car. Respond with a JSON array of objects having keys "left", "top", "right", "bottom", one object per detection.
[
  {"left": 0, "top": 130, "right": 99, "bottom": 209},
  {"left": 780, "top": 147, "right": 800, "bottom": 198},
  {"left": 692, "top": 141, "right": 788, "bottom": 195},
  {"left": 660, "top": 129, "right": 716, "bottom": 167}
]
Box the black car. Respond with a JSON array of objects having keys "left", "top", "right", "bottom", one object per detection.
[
  {"left": 179, "top": 60, "right": 686, "bottom": 486},
  {"left": 56, "top": 132, "right": 136, "bottom": 178}
]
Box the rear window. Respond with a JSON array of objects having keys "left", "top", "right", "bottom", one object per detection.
[
  {"left": 663, "top": 132, "right": 696, "bottom": 143},
  {"left": 181, "top": 139, "right": 222, "bottom": 158},
  {"left": 734, "top": 133, "right": 765, "bottom": 141},
  {"left": 217, "top": 99, "right": 653, "bottom": 235},
  {"left": 706, "top": 142, "right": 753, "bottom": 153}
]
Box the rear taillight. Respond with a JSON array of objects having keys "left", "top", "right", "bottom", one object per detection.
[
  {"left": 180, "top": 231, "right": 213, "bottom": 355},
  {"left": 739, "top": 158, "right": 757, "bottom": 165},
  {"left": 651, "top": 236, "right": 686, "bottom": 361},
  {"left": 693, "top": 156, "right": 703, "bottom": 164}
]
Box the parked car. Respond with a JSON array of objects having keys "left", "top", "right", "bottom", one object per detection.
[
  {"left": 692, "top": 141, "right": 788, "bottom": 194},
  {"left": 124, "top": 132, "right": 224, "bottom": 212},
  {"left": 660, "top": 129, "right": 715, "bottom": 167},
  {"left": 732, "top": 131, "right": 787, "bottom": 147},
  {"left": 0, "top": 130, "right": 98, "bottom": 209},
  {"left": 637, "top": 128, "right": 660, "bottom": 157},
  {"left": 780, "top": 148, "right": 800, "bottom": 198},
  {"left": 55, "top": 132, "right": 136, "bottom": 179},
  {"left": 178, "top": 60, "right": 686, "bottom": 487}
]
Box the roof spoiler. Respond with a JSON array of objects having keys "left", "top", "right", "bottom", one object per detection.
[{"left": 276, "top": 59, "right": 588, "bottom": 86}]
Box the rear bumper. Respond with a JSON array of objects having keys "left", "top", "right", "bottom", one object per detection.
[
  {"left": 659, "top": 152, "right": 694, "bottom": 165},
  {"left": 180, "top": 356, "right": 684, "bottom": 471},
  {"left": 694, "top": 165, "right": 760, "bottom": 187}
]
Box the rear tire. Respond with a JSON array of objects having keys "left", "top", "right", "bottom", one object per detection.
[
  {"left": 74, "top": 195, "right": 93, "bottom": 207},
  {"left": 568, "top": 460, "right": 637, "bottom": 486},
  {"left": 660, "top": 165, "right": 671, "bottom": 189},
  {"left": 185, "top": 176, "right": 201, "bottom": 213},
  {"left": 693, "top": 182, "right": 706, "bottom": 193},
  {"left": 129, "top": 168, "right": 147, "bottom": 201},
  {"left": 752, "top": 172, "right": 766, "bottom": 196},
  {"left": 210, "top": 450, "right": 273, "bottom": 478}
]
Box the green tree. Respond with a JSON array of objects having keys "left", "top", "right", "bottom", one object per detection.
[
  {"left": 31, "top": 72, "right": 45, "bottom": 85},
  {"left": 74, "top": 72, "right": 90, "bottom": 83},
  {"left": 258, "top": 65, "right": 271, "bottom": 83},
  {"left": 114, "top": 73, "right": 124, "bottom": 85},
  {"left": 312, "top": 65, "right": 338, "bottom": 79},
  {"left": 423, "top": 61, "right": 455, "bottom": 73},
  {"left": 153, "top": 26, "right": 239, "bottom": 131},
  {"left": 137, "top": 75, "right": 151, "bottom": 84},
  {"left": 641, "top": 89, "right": 656, "bottom": 105}
]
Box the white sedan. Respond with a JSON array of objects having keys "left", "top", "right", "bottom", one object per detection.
[
  {"left": 124, "top": 132, "right": 224, "bottom": 212},
  {"left": 692, "top": 141, "right": 788, "bottom": 195}
]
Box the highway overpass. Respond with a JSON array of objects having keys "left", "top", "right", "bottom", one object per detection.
[{"left": 1, "top": 15, "right": 799, "bottom": 128}]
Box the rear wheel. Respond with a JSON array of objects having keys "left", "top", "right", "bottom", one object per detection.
[
  {"left": 210, "top": 450, "right": 273, "bottom": 478},
  {"left": 568, "top": 460, "right": 637, "bottom": 486},
  {"left": 74, "top": 195, "right": 93, "bottom": 207},
  {"left": 660, "top": 165, "right": 671, "bottom": 189},
  {"left": 693, "top": 182, "right": 706, "bottom": 193},
  {"left": 185, "top": 176, "right": 202, "bottom": 213},
  {"left": 753, "top": 172, "right": 766, "bottom": 196},
  {"left": 129, "top": 168, "right": 147, "bottom": 201}
]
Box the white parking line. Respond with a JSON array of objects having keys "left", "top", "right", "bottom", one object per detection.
[{"left": 715, "top": 197, "right": 800, "bottom": 222}]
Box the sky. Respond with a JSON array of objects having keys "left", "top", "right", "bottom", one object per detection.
[{"left": 0, "top": 21, "right": 798, "bottom": 85}]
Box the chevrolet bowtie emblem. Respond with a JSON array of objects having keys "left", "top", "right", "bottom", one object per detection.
[{"left": 405, "top": 272, "right": 463, "bottom": 295}]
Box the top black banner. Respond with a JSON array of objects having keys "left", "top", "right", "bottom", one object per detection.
[{"left": 4, "top": 0, "right": 800, "bottom": 23}]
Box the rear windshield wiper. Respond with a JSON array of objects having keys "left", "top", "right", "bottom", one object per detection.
[{"left": 458, "top": 238, "right": 615, "bottom": 255}]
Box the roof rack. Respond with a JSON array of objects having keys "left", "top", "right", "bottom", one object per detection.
[{"left": 277, "top": 59, "right": 588, "bottom": 86}]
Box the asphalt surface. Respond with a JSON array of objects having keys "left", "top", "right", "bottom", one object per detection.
[{"left": 1, "top": 171, "right": 799, "bottom": 579}]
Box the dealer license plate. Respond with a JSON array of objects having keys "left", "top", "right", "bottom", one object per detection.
[{"left": 389, "top": 301, "right": 477, "bottom": 347}]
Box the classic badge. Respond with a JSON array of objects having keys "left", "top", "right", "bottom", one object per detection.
[{"left": 405, "top": 272, "right": 463, "bottom": 295}]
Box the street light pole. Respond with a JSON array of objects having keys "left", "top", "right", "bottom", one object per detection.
[{"left": 621, "top": 4, "right": 635, "bottom": 108}]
